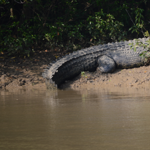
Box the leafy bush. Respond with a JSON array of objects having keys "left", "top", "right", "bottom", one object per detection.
[
  {"left": 0, "top": 0, "right": 150, "bottom": 57},
  {"left": 86, "top": 10, "right": 126, "bottom": 43},
  {"left": 0, "top": 20, "right": 37, "bottom": 56},
  {"left": 129, "top": 8, "right": 145, "bottom": 35}
]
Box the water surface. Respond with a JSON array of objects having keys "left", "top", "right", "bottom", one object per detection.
[{"left": 0, "top": 89, "right": 150, "bottom": 150}]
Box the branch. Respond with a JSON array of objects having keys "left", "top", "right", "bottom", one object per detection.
[
  {"left": 125, "top": 9, "right": 135, "bottom": 26},
  {"left": 14, "top": 0, "right": 26, "bottom": 4},
  {"left": 125, "top": 8, "right": 145, "bottom": 35}
]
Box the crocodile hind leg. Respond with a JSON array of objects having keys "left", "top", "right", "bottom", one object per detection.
[{"left": 97, "top": 55, "right": 116, "bottom": 73}]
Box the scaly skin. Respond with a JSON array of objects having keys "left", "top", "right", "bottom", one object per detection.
[{"left": 43, "top": 38, "right": 149, "bottom": 88}]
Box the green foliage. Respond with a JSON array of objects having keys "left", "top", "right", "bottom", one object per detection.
[
  {"left": 81, "top": 71, "right": 87, "bottom": 78},
  {"left": 127, "top": 5, "right": 150, "bottom": 60},
  {"left": 0, "top": 20, "right": 37, "bottom": 56},
  {"left": 44, "top": 21, "right": 83, "bottom": 50},
  {"left": 0, "top": 0, "right": 150, "bottom": 56},
  {"left": 87, "top": 10, "right": 126, "bottom": 43},
  {"left": 129, "top": 8, "right": 145, "bottom": 34},
  {"left": 129, "top": 31, "right": 150, "bottom": 60},
  {"left": 0, "top": 0, "right": 9, "bottom": 4}
]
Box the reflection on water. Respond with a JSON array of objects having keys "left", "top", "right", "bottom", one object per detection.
[{"left": 1, "top": 89, "right": 150, "bottom": 150}]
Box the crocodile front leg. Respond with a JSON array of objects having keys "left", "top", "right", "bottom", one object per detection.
[{"left": 97, "top": 55, "right": 116, "bottom": 73}]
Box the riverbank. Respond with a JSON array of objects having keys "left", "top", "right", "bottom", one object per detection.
[
  {"left": 0, "top": 49, "right": 62, "bottom": 92},
  {"left": 1, "top": 50, "right": 150, "bottom": 93},
  {"left": 62, "top": 65, "right": 150, "bottom": 94}
]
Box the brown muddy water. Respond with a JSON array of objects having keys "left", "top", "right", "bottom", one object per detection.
[{"left": 0, "top": 89, "right": 150, "bottom": 150}]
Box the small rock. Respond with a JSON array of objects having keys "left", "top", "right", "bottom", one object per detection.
[
  {"left": 18, "top": 79, "right": 26, "bottom": 86},
  {"left": 0, "top": 74, "right": 6, "bottom": 83}
]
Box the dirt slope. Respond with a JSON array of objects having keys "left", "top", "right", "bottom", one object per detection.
[{"left": 1, "top": 50, "right": 150, "bottom": 93}]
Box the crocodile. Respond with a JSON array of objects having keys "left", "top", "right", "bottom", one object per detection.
[{"left": 42, "top": 38, "right": 149, "bottom": 89}]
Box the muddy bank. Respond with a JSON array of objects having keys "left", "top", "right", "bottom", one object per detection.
[
  {"left": 0, "top": 49, "right": 62, "bottom": 92},
  {"left": 1, "top": 50, "right": 150, "bottom": 92},
  {"left": 61, "top": 65, "right": 150, "bottom": 92}
]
